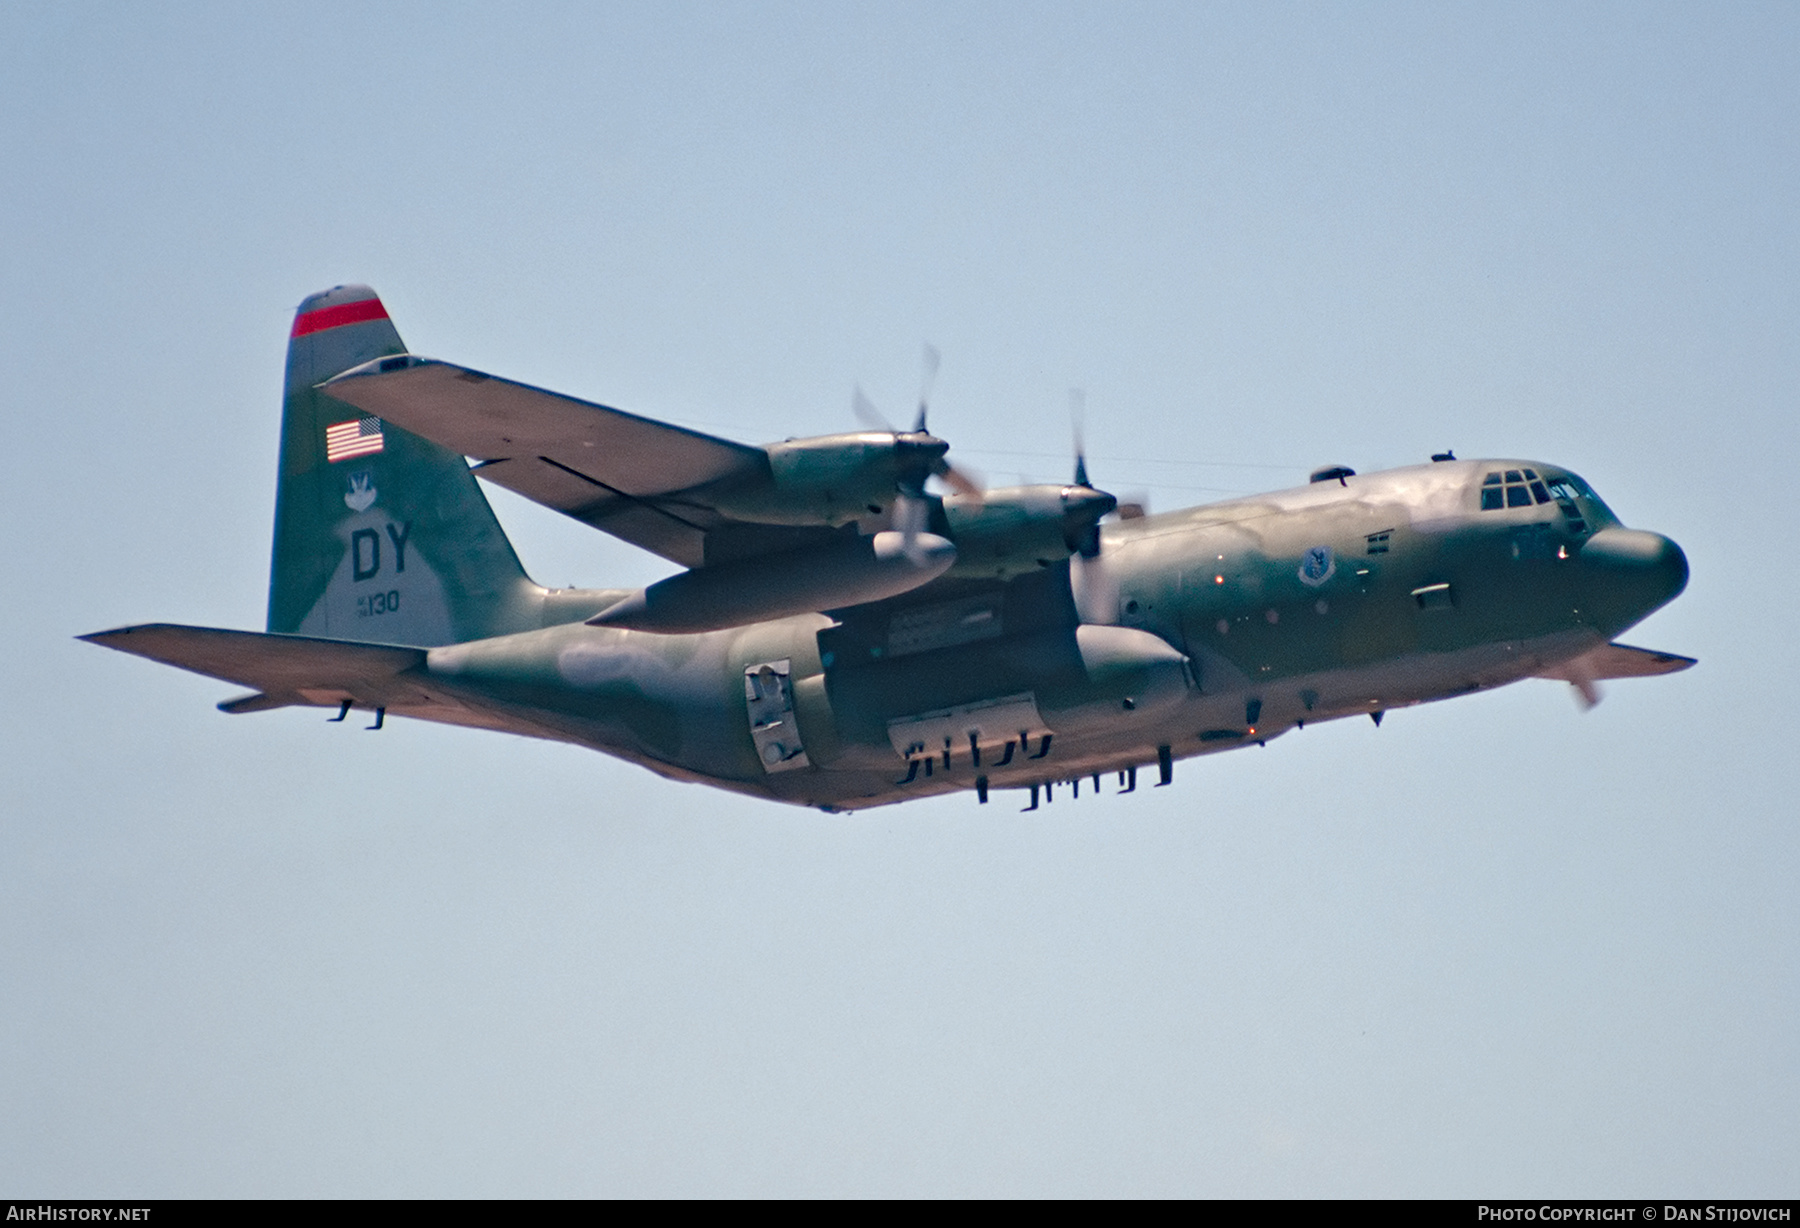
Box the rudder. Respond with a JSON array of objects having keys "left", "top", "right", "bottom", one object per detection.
[{"left": 269, "top": 285, "right": 541, "bottom": 645}]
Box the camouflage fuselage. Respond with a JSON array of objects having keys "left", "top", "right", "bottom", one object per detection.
[
  {"left": 417, "top": 459, "right": 1688, "bottom": 811},
  {"left": 84, "top": 286, "right": 1693, "bottom": 813}
]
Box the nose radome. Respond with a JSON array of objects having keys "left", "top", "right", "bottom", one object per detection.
[{"left": 1580, "top": 528, "right": 1689, "bottom": 605}]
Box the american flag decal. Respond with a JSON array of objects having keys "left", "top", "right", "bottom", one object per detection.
[{"left": 325, "top": 417, "right": 384, "bottom": 463}]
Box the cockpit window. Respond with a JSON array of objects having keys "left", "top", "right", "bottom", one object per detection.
[
  {"left": 1480, "top": 469, "right": 1546, "bottom": 511},
  {"left": 1483, "top": 468, "right": 1616, "bottom": 533},
  {"left": 1545, "top": 479, "right": 1589, "bottom": 534}
]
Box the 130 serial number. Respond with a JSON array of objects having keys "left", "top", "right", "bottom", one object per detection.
[{"left": 357, "top": 590, "right": 401, "bottom": 617}]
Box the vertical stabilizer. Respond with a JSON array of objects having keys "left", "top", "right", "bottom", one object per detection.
[{"left": 269, "top": 285, "right": 541, "bottom": 644}]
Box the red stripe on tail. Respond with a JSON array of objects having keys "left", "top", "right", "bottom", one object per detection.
[{"left": 291, "top": 298, "right": 390, "bottom": 337}]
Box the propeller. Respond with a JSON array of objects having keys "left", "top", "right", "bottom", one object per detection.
[
  {"left": 852, "top": 345, "right": 943, "bottom": 436},
  {"left": 1066, "top": 388, "right": 1122, "bottom": 623},
  {"left": 916, "top": 342, "right": 940, "bottom": 434},
  {"left": 1562, "top": 658, "right": 1603, "bottom": 710},
  {"left": 851, "top": 384, "right": 888, "bottom": 433},
  {"left": 852, "top": 345, "right": 984, "bottom": 561},
  {"left": 1070, "top": 388, "right": 1091, "bottom": 493}
]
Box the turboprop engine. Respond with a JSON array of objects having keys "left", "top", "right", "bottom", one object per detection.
[
  {"left": 940, "top": 483, "right": 1117, "bottom": 580},
  {"left": 700, "top": 431, "right": 953, "bottom": 527}
]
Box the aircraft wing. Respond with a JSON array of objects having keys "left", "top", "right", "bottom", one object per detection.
[
  {"left": 319, "top": 358, "right": 784, "bottom": 568},
  {"left": 79, "top": 623, "right": 563, "bottom": 738}
]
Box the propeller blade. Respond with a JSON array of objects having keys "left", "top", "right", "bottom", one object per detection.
[
  {"left": 1573, "top": 678, "right": 1603, "bottom": 709},
  {"left": 1070, "top": 388, "right": 1090, "bottom": 488},
  {"left": 1070, "top": 548, "right": 1120, "bottom": 624},
  {"left": 914, "top": 343, "right": 941, "bottom": 433},
  {"left": 853, "top": 384, "right": 894, "bottom": 433},
  {"left": 934, "top": 458, "right": 985, "bottom": 499},
  {"left": 1064, "top": 401, "right": 1120, "bottom": 619},
  {"left": 1076, "top": 522, "right": 1102, "bottom": 558},
  {"left": 1114, "top": 490, "right": 1150, "bottom": 521},
  {"left": 894, "top": 491, "right": 932, "bottom": 564},
  {"left": 1557, "top": 655, "right": 1603, "bottom": 709},
  {"left": 856, "top": 350, "right": 971, "bottom": 518}
]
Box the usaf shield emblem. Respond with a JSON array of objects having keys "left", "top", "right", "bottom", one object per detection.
[{"left": 1298, "top": 545, "right": 1335, "bottom": 587}]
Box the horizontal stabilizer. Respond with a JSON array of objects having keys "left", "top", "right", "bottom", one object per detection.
[
  {"left": 80, "top": 623, "right": 473, "bottom": 720},
  {"left": 82, "top": 623, "right": 425, "bottom": 696},
  {"left": 1537, "top": 641, "right": 1695, "bottom": 710},
  {"left": 82, "top": 623, "right": 585, "bottom": 743},
  {"left": 1538, "top": 641, "right": 1696, "bottom": 683}
]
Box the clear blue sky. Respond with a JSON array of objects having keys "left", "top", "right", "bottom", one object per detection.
[{"left": 2, "top": 1, "right": 1794, "bottom": 1196}]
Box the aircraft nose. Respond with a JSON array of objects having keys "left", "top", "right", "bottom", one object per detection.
[{"left": 1578, "top": 527, "right": 1689, "bottom": 614}]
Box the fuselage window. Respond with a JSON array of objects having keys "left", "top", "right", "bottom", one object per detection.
[{"left": 1366, "top": 530, "right": 1392, "bottom": 554}]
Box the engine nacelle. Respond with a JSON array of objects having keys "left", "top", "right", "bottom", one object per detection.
[
  {"left": 941, "top": 485, "right": 1117, "bottom": 579},
  {"left": 702, "top": 432, "right": 949, "bottom": 527}
]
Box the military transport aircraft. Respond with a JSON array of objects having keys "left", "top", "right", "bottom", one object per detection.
[{"left": 84, "top": 285, "right": 1694, "bottom": 811}]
